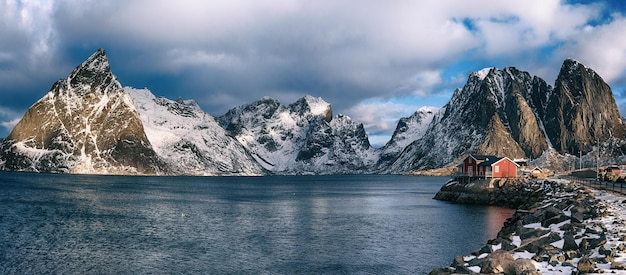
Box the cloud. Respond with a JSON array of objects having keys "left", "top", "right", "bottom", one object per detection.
[
  {"left": 0, "top": 118, "right": 19, "bottom": 133},
  {"left": 0, "top": 105, "right": 22, "bottom": 135},
  {"left": 346, "top": 99, "right": 430, "bottom": 146},
  {"left": 556, "top": 14, "right": 626, "bottom": 86},
  {"left": 1, "top": 0, "right": 624, "bottom": 142},
  {"left": 0, "top": 0, "right": 57, "bottom": 67}
]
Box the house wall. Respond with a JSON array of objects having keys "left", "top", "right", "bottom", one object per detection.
[
  {"left": 492, "top": 159, "right": 518, "bottom": 178},
  {"left": 481, "top": 166, "right": 491, "bottom": 177},
  {"left": 463, "top": 157, "right": 478, "bottom": 176}
]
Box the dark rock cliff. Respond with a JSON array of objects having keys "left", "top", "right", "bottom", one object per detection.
[
  {"left": 0, "top": 49, "right": 166, "bottom": 174},
  {"left": 543, "top": 59, "right": 626, "bottom": 155},
  {"left": 386, "top": 60, "right": 626, "bottom": 173}
]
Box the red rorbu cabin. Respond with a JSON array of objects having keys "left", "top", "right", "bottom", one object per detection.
[{"left": 460, "top": 154, "right": 519, "bottom": 178}]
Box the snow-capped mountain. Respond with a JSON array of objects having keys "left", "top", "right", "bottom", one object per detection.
[
  {"left": 384, "top": 59, "right": 626, "bottom": 173},
  {"left": 378, "top": 106, "right": 437, "bottom": 168},
  {"left": 218, "top": 96, "right": 378, "bottom": 174},
  {"left": 0, "top": 49, "right": 167, "bottom": 174},
  {"left": 126, "top": 88, "right": 265, "bottom": 176},
  {"left": 544, "top": 59, "right": 626, "bottom": 155},
  {"left": 3, "top": 49, "right": 625, "bottom": 176}
]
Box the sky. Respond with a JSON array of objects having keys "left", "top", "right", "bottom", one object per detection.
[{"left": 1, "top": 0, "right": 626, "bottom": 147}]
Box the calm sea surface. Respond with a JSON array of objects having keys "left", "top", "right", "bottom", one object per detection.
[{"left": 0, "top": 172, "right": 514, "bottom": 274}]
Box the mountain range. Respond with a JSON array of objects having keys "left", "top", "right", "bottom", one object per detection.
[{"left": 1, "top": 49, "right": 625, "bottom": 175}]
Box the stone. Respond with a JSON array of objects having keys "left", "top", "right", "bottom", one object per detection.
[
  {"left": 518, "top": 227, "right": 550, "bottom": 240},
  {"left": 577, "top": 255, "right": 595, "bottom": 273},
  {"left": 451, "top": 255, "right": 465, "bottom": 266},
  {"left": 452, "top": 265, "right": 473, "bottom": 274},
  {"left": 428, "top": 267, "right": 453, "bottom": 275},
  {"left": 549, "top": 254, "right": 565, "bottom": 266},
  {"left": 476, "top": 245, "right": 493, "bottom": 255},
  {"left": 562, "top": 259, "right": 575, "bottom": 267},
  {"left": 563, "top": 233, "right": 579, "bottom": 251},
  {"left": 570, "top": 207, "right": 585, "bottom": 223},
  {"left": 579, "top": 238, "right": 590, "bottom": 252},
  {"left": 543, "top": 206, "right": 562, "bottom": 219},
  {"left": 541, "top": 214, "right": 569, "bottom": 227},
  {"left": 481, "top": 250, "right": 514, "bottom": 274},
  {"left": 565, "top": 250, "right": 581, "bottom": 260},
  {"left": 468, "top": 256, "right": 484, "bottom": 267},
  {"left": 513, "top": 258, "right": 538, "bottom": 274},
  {"left": 611, "top": 261, "right": 626, "bottom": 270},
  {"left": 501, "top": 239, "right": 517, "bottom": 251},
  {"left": 599, "top": 245, "right": 614, "bottom": 257},
  {"left": 589, "top": 234, "right": 607, "bottom": 249},
  {"left": 522, "top": 213, "right": 541, "bottom": 225}
]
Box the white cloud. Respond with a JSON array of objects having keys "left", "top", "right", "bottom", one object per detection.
[
  {"left": 396, "top": 70, "right": 444, "bottom": 97},
  {"left": 165, "top": 49, "right": 242, "bottom": 72},
  {"left": 346, "top": 100, "right": 421, "bottom": 135},
  {"left": 557, "top": 15, "right": 626, "bottom": 85},
  {"left": 0, "top": 118, "right": 19, "bottom": 132},
  {"left": 1, "top": 0, "right": 56, "bottom": 65},
  {"left": 2, "top": 0, "right": 624, "bottom": 144},
  {"left": 0, "top": 105, "right": 21, "bottom": 134}
]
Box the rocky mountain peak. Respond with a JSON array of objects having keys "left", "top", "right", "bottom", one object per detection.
[
  {"left": 0, "top": 49, "right": 166, "bottom": 174},
  {"left": 61, "top": 48, "right": 119, "bottom": 96},
  {"left": 288, "top": 95, "right": 332, "bottom": 122},
  {"left": 544, "top": 58, "right": 626, "bottom": 155},
  {"left": 472, "top": 67, "right": 495, "bottom": 81},
  {"left": 154, "top": 96, "right": 201, "bottom": 118}
]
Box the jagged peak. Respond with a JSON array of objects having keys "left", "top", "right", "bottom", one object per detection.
[
  {"left": 472, "top": 67, "right": 495, "bottom": 81},
  {"left": 563, "top": 58, "right": 582, "bottom": 67},
  {"left": 54, "top": 48, "right": 121, "bottom": 96},
  {"left": 559, "top": 58, "right": 597, "bottom": 78},
  {"left": 416, "top": 106, "right": 438, "bottom": 114},
  {"left": 288, "top": 95, "right": 332, "bottom": 121},
  {"left": 68, "top": 49, "right": 111, "bottom": 80}
]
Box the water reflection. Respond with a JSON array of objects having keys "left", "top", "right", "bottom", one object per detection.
[
  {"left": 485, "top": 206, "right": 516, "bottom": 240},
  {"left": 0, "top": 173, "right": 515, "bottom": 274}
]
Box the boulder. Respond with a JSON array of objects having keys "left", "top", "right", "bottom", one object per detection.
[
  {"left": 428, "top": 267, "right": 454, "bottom": 275},
  {"left": 611, "top": 261, "right": 626, "bottom": 270},
  {"left": 564, "top": 250, "right": 581, "bottom": 260},
  {"left": 570, "top": 206, "right": 585, "bottom": 223},
  {"left": 453, "top": 265, "right": 473, "bottom": 274},
  {"left": 517, "top": 232, "right": 562, "bottom": 253},
  {"left": 577, "top": 255, "right": 595, "bottom": 273},
  {"left": 451, "top": 255, "right": 465, "bottom": 266},
  {"left": 481, "top": 250, "right": 514, "bottom": 274},
  {"left": 562, "top": 233, "right": 579, "bottom": 251},
  {"left": 512, "top": 258, "right": 540, "bottom": 275},
  {"left": 517, "top": 227, "right": 550, "bottom": 240},
  {"left": 541, "top": 214, "right": 569, "bottom": 227}
]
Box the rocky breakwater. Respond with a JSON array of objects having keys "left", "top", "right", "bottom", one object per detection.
[
  {"left": 434, "top": 178, "right": 549, "bottom": 208},
  {"left": 431, "top": 179, "right": 626, "bottom": 274}
]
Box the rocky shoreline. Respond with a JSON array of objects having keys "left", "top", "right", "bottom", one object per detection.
[{"left": 430, "top": 178, "right": 626, "bottom": 274}]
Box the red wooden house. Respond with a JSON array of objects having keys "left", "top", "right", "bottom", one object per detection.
[
  {"left": 460, "top": 155, "right": 496, "bottom": 177},
  {"left": 604, "top": 166, "right": 621, "bottom": 175},
  {"left": 460, "top": 154, "right": 519, "bottom": 178}
]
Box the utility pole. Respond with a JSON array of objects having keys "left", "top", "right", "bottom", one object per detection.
[
  {"left": 596, "top": 114, "right": 602, "bottom": 182},
  {"left": 579, "top": 147, "right": 582, "bottom": 170}
]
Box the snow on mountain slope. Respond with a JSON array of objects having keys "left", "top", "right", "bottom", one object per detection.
[
  {"left": 126, "top": 88, "right": 265, "bottom": 176},
  {"left": 384, "top": 66, "right": 550, "bottom": 173},
  {"left": 378, "top": 106, "right": 437, "bottom": 168},
  {"left": 218, "top": 96, "right": 378, "bottom": 174},
  {"left": 0, "top": 49, "right": 166, "bottom": 174}
]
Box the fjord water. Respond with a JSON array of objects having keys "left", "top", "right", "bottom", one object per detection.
[{"left": 0, "top": 172, "right": 513, "bottom": 274}]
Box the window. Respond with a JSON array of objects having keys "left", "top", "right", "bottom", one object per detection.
[{"left": 495, "top": 165, "right": 499, "bottom": 173}]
